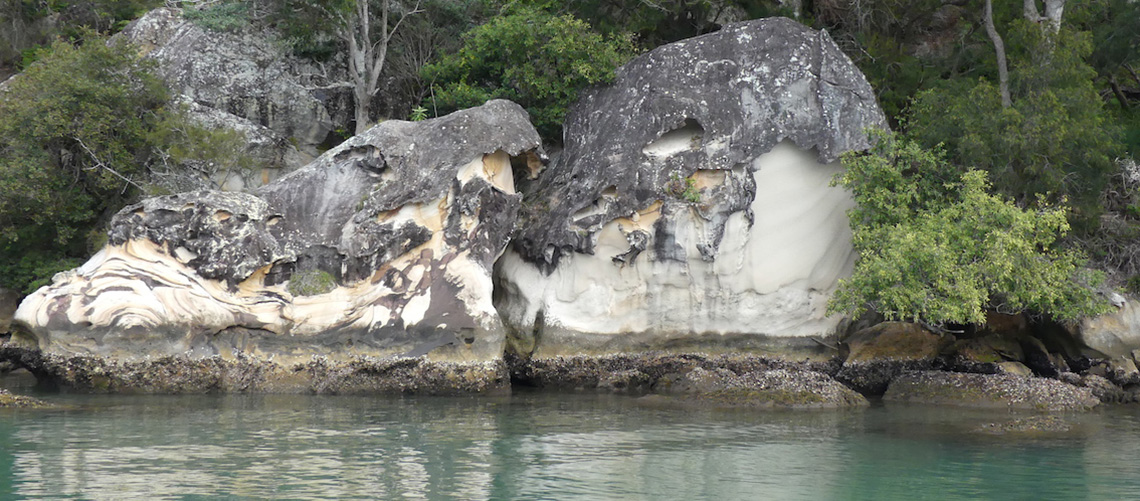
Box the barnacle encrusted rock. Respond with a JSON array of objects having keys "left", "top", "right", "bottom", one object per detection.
[
  {"left": 884, "top": 371, "right": 1100, "bottom": 411},
  {"left": 11, "top": 100, "right": 540, "bottom": 393},
  {"left": 496, "top": 17, "right": 888, "bottom": 359}
]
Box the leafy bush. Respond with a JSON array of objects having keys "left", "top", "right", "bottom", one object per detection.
[
  {"left": 182, "top": 1, "right": 250, "bottom": 33},
  {"left": 0, "top": 33, "right": 254, "bottom": 292},
  {"left": 0, "top": 36, "right": 166, "bottom": 247},
  {"left": 422, "top": 6, "right": 636, "bottom": 142},
  {"left": 829, "top": 131, "right": 1109, "bottom": 326},
  {"left": 666, "top": 173, "right": 700, "bottom": 203}
]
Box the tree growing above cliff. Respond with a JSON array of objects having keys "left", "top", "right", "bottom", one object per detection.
[
  {"left": 907, "top": 22, "right": 1121, "bottom": 232},
  {"left": 829, "top": 131, "right": 1109, "bottom": 327},
  {"left": 421, "top": 6, "right": 636, "bottom": 142},
  {"left": 0, "top": 36, "right": 167, "bottom": 290}
]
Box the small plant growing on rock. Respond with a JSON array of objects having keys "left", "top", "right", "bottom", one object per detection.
[
  {"left": 667, "top": 172, "right": 701, "bottom": 203},
  {"left": 182, "top": 1, "right": 250, "bottom": 33},
  {"left": 287, "top": 269, "right": 337, "bottom": 296}
]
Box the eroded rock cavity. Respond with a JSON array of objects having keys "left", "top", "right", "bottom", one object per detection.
[{"left": 497, "top": 18, "right": 888, "bottom": 359}]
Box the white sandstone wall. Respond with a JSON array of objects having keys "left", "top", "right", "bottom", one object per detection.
[{"left": 497, "top": 142, "right": 855, "bottom": 354}]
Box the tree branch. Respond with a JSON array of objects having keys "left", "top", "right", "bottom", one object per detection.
[{"left": 73, "top": 137, "right": 146, "bottom": 192}]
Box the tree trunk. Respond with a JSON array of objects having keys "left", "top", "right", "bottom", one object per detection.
[
  {"left": 1023, "top": 0, "right": 1064, "bottom": 33},
  {"left": 986, "top": 0, "right": 1012, "bottom": 108},
  {"left": 1110, "top": 75, "right": 1131, "bottom": 110}
]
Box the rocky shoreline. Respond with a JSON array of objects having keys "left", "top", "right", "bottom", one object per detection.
[
  {"left": 3, "top": 321, "right": 1137, "bottom": 413},
  {"left": 3, "top": 16, "right": 1139, "bottom": 414}
]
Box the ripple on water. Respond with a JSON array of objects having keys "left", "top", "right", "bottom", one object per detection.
[{"left": 2, "top": 380, "right": 1140, "bottom": 500}]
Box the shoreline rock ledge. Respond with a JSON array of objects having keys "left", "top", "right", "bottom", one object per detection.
[{"left": 9, "top": 99, "right": 541, "bottom": 394}]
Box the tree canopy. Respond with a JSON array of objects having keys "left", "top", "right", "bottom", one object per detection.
[{"left": 421, "top": 6, "right": 636, "bottom": 142}]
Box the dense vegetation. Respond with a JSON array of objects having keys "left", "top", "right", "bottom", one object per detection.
[
  {"left": 1, "top": 0, "right": 1137, "bottom": 327},
  {"left": 830, "top": 131, "right": 1109, "bottom": 325},
  {"left": 0, "top": 32, "right": 249, "bottom": 292},
  {"left": 422, "top": 6, "right": 636, "bottom": 140}
]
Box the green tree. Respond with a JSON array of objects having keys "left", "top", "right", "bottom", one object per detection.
[
  {"left": 907, "top": 22, "right": 1122, "bottom": 231},
  {"left": 0, "top": 34, "right": 251, "bottom": 292},
  {"left": 829, "top": 131, "right": 1108, "bottom": 326},
  {"left": 422, "top": 6, "right": 636, "bottom": 142},
  {"left": 0, "top": 36, "right": 166, "bottom": 242}
]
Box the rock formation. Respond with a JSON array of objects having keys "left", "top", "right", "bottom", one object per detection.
[
  {"left": 496, "top": 18, "right": 888, "bottom": 359},
  {"left": 11, "top": 100, "right": 541, "bottom": 393},
  {"left": 120, "top": 7, "right": 347, "bottom": 177}
]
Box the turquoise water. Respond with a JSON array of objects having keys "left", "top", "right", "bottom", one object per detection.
[{"left": 3, "top": 371, "right": 1140, "bottom": 500}]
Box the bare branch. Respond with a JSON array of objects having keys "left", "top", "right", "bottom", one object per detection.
[{"left": 73, "top": 137, "right": 146, "bottom": 191}]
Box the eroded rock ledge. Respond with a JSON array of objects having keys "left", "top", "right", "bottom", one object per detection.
[{"left": 11, "top": 99, "right": 541, "bottom": 393}]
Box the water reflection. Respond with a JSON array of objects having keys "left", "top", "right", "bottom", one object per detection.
[{"left": 1, "top": 378, "right": 1140, "bottom": 500}]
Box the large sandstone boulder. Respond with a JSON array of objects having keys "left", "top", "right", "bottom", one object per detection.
[
  {"left": 496, "top": 18, "right": 887, "bottom": 359},
  {"left": 11, "top": 100, "right": 541, "bottom": 393},
  {"left": 1077, "top": 296, "right": 1140, "bottom": 360},
  {"left": 121, "top": 7, "right": 344, "bottom": 168}
]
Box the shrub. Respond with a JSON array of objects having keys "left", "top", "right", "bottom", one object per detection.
[
  {"left": 287, "top": 269, "right": 337, "bottom": 296},
  {"left": 182, "top": 1, "right": 250, "bottom": 33},
  {"left": 829, "top": 131, "right": 1109, "bottom": 326},
  {"left": 422, "top": 7, "right": 636, "bottom": 142}
]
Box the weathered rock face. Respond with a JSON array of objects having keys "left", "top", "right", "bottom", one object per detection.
[
  {"left": 178, "top": 99, "right": 314, "bottom": 191},
  {"left": 12, "top": 100, "right": 541, "bottom": 392},
  {"left": 121, "top": 7, "right": 346, "bottom": 164},
  {"left": 496, "top": 18, "right": 887, "bottom": 359}
]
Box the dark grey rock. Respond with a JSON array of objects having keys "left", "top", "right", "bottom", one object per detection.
[
  {"left": 120, "top": 7, "right": 351, "bottom": 154},
  {"left": 0, "top": 388, "right": 50, "bottom": 409},
  {"left": 656, "top": 366, "right": 869, "bottom": 409},
  {"left": 1076, "top": 374, "right": 1130, "bottom": 403}
]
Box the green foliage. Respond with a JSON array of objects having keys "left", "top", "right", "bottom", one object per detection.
[
  {"left": 510, "top": 0, "right": 751, "bottom": 49},
  {"left": 0, "top": 251, "right": 83, "bottom": 294},
  {"left": 666, "top": 172, "right": 700, "bottom": 203},
  {"left": 182, "top": 1, "right": 249, "bottom": 33},
  {"left": 408, "top": 105, "right": 427, "bottom": 121},
  {"left": 0, "top": 35, "right": 166, "bottom": 247},
  {"left": 287, "top": 269, "right": 337, "bottom": 296},
  {"left": 0, "top": 33, "right": 251, "bottom": 292},
  {"left": 422, "top": 6, "right": 636, "bottom": 142},
  {"left": 907, "top": 24, "right": 1123, "bottom": 231},
  {"left": 830, "top": 131, "right": 1108, "bottom": 326},
  {"left": 145, "top": 105, "right": 255, "bottom": 191}
]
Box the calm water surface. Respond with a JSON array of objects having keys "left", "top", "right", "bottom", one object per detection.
[{"left": 2, "top": 371, "right": 1140, "bottom": 500}]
